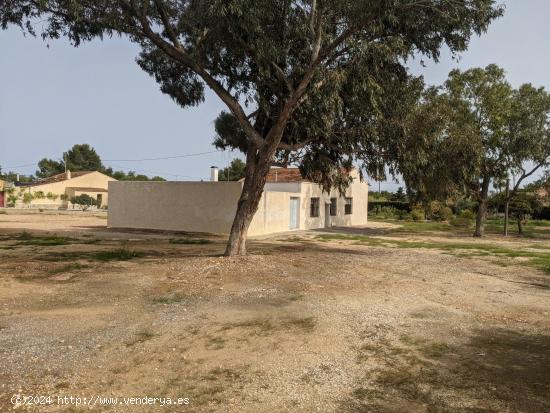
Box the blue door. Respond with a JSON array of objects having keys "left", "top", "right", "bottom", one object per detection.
[{"left": 289, "top": 197, "right": 300, "bottom": 229}]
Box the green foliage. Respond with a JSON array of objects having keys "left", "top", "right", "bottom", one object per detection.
[
  {"left": 37, "top": 144, "right": 103, "bottom": 178},
  {"left": 508, "top": 191, "right": 543, "bottom": 233},
  {"left": 393, "top": 187, "right": 408, "bottom": 203},
  {"left": 368, "top": 201, "right": 410, "bottom": 212},
  {"left": 32, "top": 191, "right": 45, "bottom": 199},
  {"left": 428, "top": 202, "right": 454, "bottom": 222},
  {"left": 46, "top": 192, "right": 58, "bottom": 200},
  {"left": 411, "top": 209, "right": 425, "bottom": 222},
  {"left": 70, "top": 194, "right": 98, "bottom": 211},
  {"left": 34, "top": 144, "right": 166, "bottom": 181},
  {"left": 400, "top": 64, "right": 550, "bottom": 236},
  {"left": 218, "top": 159, "right": 246, "bottom": 181},
  {"left": 458, "top": 210, "right": 476, "bottom": 220},
  {"left": 370, "top": 206, "right": 399, "bottom": 220},
  {"left": 450, "top": 216, "right": 474, "bottom": 228},
  {"left": 169, "top": 238, "right": 212, "bottom": 245},
  {"left": 93, "top": 249, "right": 143, "bottom": 261},
  {"left": 109, "top": 170, "right": 166, "bottom": 181},
  {"left": 22, "top": 192, "right": 34, "bottom": 205},
  {"left": 6, "top": 194, "right": 18, "bottom": 207},
  {"left": 36, "top": 158, "right": 64, "bottom": 179}
]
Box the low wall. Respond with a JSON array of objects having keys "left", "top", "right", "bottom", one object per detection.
[{"left": 108, "top": 181, "right": 244, "bottom": 234}]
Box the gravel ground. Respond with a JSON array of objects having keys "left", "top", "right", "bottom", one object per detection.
[{"left": 0, "top": 214, "right": 549, "bottom": 412}]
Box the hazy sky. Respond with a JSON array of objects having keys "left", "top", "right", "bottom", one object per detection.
[{"left": 1, "top": 1, "right": 549, "bottom": 188}]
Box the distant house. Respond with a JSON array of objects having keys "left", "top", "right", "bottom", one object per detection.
[
  {"left": 108, "top": 167, "right": 368, "bottom": 236},
  {"left": 15, "top": 170, "right": 115, "bottom": 209},
  {"left": 0, "top": 179, "right": 5, "bottom": 208},
  {"left": 535, "top": 185, "right": 550, "bottom": 206}
]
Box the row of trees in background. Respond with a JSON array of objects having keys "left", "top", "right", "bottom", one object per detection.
[
  {"left": 398, "top": 65, "right": 550, "bottom": 237},
  {"left": 1, "top": 144, "right": 166, "bottom": 182}
]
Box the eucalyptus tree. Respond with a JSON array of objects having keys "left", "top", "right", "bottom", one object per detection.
[
  {"left": 399, "top": 87, "right": 479, "bottom": 207},
  {"left": 2, "top": 0, "right": 503, "bottom": 255},
  {"left": 443, "top": 65, "right": 514, "bottom": 237},
  {"left": 499, "top": 84, "right": 550, "bottom": 236}
]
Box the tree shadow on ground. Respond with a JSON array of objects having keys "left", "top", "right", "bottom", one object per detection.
[{"left": 341, "top": 327, "right": 550, "bottom": 412}]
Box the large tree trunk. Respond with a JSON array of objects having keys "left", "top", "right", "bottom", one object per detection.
[
  {"left": 473, "top": 176, "right": 490, "bottom": 238},
  {"left": 517, "top": 217, "right": 524, "bottom": 235},
  {"left": 224, "top": 144, "right": 275, "bottom": 256}
]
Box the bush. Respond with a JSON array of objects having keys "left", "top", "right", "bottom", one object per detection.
[
  {"left": 375, "top": 206, "right": 399, "bottom": 219},
  {"left": 458, "top": 209, "right": 475, "bottom": 220},
  {"left": 411, "top": 208, "right": 425, "bottom": 221},
  {"left": 70, "top": 194, "right": 98, "bottom": 211},
  {"left": 22, "top": 192, "right": 34, "bottom": 205},
  {"left": 434, "top": 206, "right": 453, "bottom": 222},
  {"left": 428, "top": 202, "right": 454, "bottom": 222},
  {"left": 396, "top": 210, "right": 412, "bottom": 221},
  {"left": 368, "top": 201, "right": 410, "bottom": 213},
  {"left": 450, "top": 217, "right": 473, "bottom": 228}
]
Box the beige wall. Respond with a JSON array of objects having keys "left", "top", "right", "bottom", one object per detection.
[
  {"left": 248, "top": 191, "right": 295, "bottom": 236},
  {"left": 108, "top": 172, "right": 368, "bottom": 236},
  {"left": 108, "top": 181, "right": 243, "bottom": 234},
  {"left": 299, "top": 177, "right": 369, "bottom": 231}
]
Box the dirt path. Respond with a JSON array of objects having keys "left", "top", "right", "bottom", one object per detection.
[{"left": 0, "top": 215, "right": 549, "bottom": 412}]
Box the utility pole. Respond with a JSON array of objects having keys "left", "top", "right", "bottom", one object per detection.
[{"left": 504, "top": 177, "right": 510, "bottom": 237}]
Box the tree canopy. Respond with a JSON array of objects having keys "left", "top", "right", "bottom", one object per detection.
[
  {"left": 36, "top": 144, "right": 102, "bottom": 178},
  {"left": 219, "top": 159, "right": 246, "bottom": 182},
  {"left": 34, "top": 144, "right": 166, "bottom": 181},
  {"left": 401, "top": 65, "right": 550, "bottom": 237}
]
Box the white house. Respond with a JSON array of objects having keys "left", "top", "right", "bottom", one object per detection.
[{"left": 108, "top": 167, "right": 368, "bottom": 236}]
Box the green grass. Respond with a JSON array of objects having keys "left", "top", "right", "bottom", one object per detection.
[
  {"left": 37, "top": 248, "right": 144, "bottom": 262},
  {"left": 11, "top": 231, "right": 100, "bottom": 246},
  {"left": 370, "top": 217, "right": 550, "bottom": 238},
  {"left": 47, "top": 263, "right": 90, "bottom": 275},
  {"left": 92, "top": 249, "right": 143, "bottom": 261},
  {"left": 391, "top": 221, "right": 456, "bottom": 233},
  {"left": 316, "top": 233, "right": 550, "bottom": 274},
  {"left": 16, "top": 231, "right": 75, "bottom": 246},
  {"left": 151, "top": 293, "right": 187, "bottom": 304},
  {"left": 169, "top": 237, "right": 212, "bottom": 245}
]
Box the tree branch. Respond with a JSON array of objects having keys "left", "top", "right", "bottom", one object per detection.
[{"left": 133, "top": 4, "right": 264, "bottom": 148}]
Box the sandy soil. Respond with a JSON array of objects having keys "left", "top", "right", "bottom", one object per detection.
[{"left": 0, "top": 213, "right": 549, "bottom": 412}]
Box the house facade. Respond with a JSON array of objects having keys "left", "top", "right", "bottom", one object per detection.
[
  {"left": 0, "top": 179, "right": 5, "bottom": 208},
  {"left": 14, "top": 170, "right": 115, "bottom": 209},
  {"left": 108, "top": 168, "right": 368, "bottom": 236}
]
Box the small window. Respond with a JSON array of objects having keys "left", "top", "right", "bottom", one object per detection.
[
  {"left": 329, "top": 198, "right": 337, "bottom": 216},
  {"left": 345, "top": 197, "right": 353, "bottom": 215},
  {"left": 310, "top": 198, "right": 320, "bottom": 217}
]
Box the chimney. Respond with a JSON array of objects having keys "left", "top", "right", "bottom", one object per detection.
[
  {"left": 66, "top": 170, "right": 71, "bottom": 180},
  {"left": 210, "top": 166, "right": 219, "bottom": 182}
]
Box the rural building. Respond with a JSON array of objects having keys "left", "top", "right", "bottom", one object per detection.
[
  {"left": 108, "top": 167, "right": 368, "bottom": 236},
  {"left": 14, "top": 170, "right": 115, "bottom": 209},
  {"left": 0, "top": 179, "right": 6, "bottom": 208}
]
